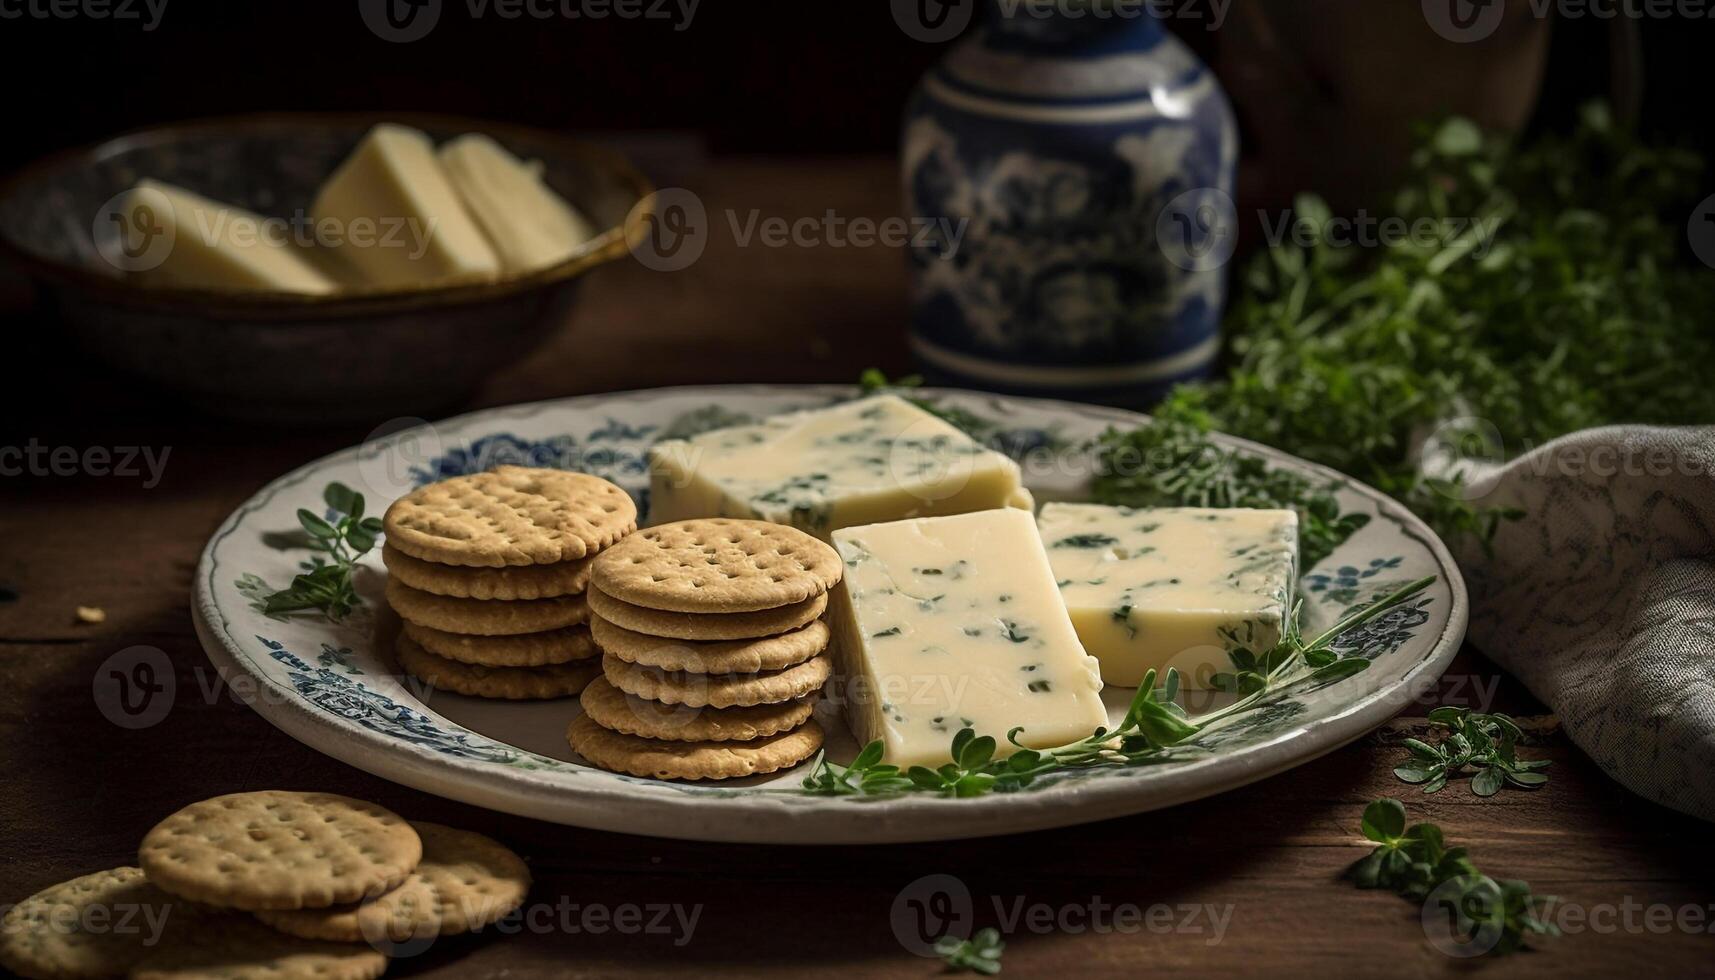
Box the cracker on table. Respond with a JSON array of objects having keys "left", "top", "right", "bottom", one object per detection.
[
  {"left": 591, "top": 518, "right": 841, "bottom": 613},
  {"left": 386, "top": 578, "right": 590, "bottom": 636},
  {"left": 585, "top": 587, "right": 825, "bottom": 641},
  {"left": 402, "top": 621, "right": 597, "bottom": 667},
  {"left": 137, "top": 792, "right": 421, "bottom": 912},
  {"left": 383, "top": 466, "right": 636, "bottom": 567},
  {"left": 255, "top": 821, "right": 529, "bottom": 945},
  {"left": 133, "top": 911, "right": 386, "bottom": 980},
  {"left": 383, "top": 544, "right": 592, "bottom": 599},
  {"left": 579, "top": 676, "right": 817, "bottom": 742},
  {"left": 601, "top": 652, "right": 831, "bottom": 708},
  {"left": 0, "top": 867, "right": 185, "bottom": 980},
  {"left": 591, "top": 615, "right": 827, "bottom": 674},
  {"left": 396, "top": 635, "right": 599, "bottom": 700},
  {"left": 567, "top": 714, "right": 823, "bottom": 781}
]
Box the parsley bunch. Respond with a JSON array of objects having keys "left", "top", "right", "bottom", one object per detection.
[
  {"left": 262, "top": 482, "right": 382, "bottom": 620},
  {"left": 1349, "top": 798, "right": 1558, "bottom": 955},
  {"left": 1155, "top": 104, "right": 1715, "bottom": 545},
  {"left": 1395, "top": 707, "right": 1549, "bottom": 796}
]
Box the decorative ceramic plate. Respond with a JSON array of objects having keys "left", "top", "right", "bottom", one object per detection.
[{"left": 193, "top": 385, "right": 1467, "bottom": 844}]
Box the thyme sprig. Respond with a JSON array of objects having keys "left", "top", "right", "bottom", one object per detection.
[
  {"left": 260, "top": 482, "right": 382, "bottom": 620},
  {"left": 801, "top": 577, "right": 1435, "bottom": 798}
]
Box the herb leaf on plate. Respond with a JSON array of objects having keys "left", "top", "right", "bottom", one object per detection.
[{"left": 260, "top": 481, "right": 383, "bottom": 620}]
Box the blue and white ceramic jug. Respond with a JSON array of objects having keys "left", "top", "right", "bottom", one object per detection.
[{"left": 902, "top": 0, "right": 1237, "bottom": 405}]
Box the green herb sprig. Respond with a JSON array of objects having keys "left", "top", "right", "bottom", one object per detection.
[
  {"left": 261, "top": 482, "right": 382, "bottom": 620},
  {"left": 1395, "top": 707, "right": 1549, "bottom": 796},
  {"left": 802, "top": 577, "right": 1434, "bottom": 798},
  {"left": 1349, "top": 798, "right": 1557, "bottom": 955},
  {"left": 935, "top": 928, "right": 1005, "bottom": 975}
]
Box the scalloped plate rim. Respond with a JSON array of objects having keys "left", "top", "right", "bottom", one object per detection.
[{"left": 192, "top": 383, "right": 1468, "bottom": 844}]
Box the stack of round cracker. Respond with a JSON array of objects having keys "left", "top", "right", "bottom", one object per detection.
[
  {"left": 569, "top": 518, "right": 842, "bottom": 781},
  {"left": 381, "top": 466, "right": 638, "bottom": 701},
  {"left": 0, "top": 790, "right": 531, "bottom": 980}
]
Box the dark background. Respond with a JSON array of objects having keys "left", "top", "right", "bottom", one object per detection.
[
  {"left": 0, "top": 0, "right": 1710, "bottom": 436},
  {"left": 0, "top": 1, "right": 1709, "bottom": 169}
]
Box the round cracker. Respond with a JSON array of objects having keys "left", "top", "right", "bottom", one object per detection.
[
  {"left": 386, "top": 578, "right": 590, "bottom": 636},
  {"left": 402, "top": 621, "right": 597, "bottom": 667},
  {"left": 567, "top": 714, "right": 823, "bottom": 780},
  {"left": 383, "top": 544, "right": 592, "bottom": 599},
  {"left": 591, "top": 616, "right": 828, "bottom": 674},
  {"left": 601, "top": 652, "right": 831, "bottom": 708},
  {"left": 133, "top": 912, "right": 386, "bottom": 980},
  {"left": 586, "top": 587, "right": 826, "bottom": 641},
  {"left": 579, "top": 676, "right": 817, "bottom": 742},
  {"left": 138, "top": 792, "right": 421, "bottom": 912},
  {"left": 396, "top": 635, "right": 599, "bottom": 700},
  {"left": 255, "top": 822, "right": 530, "bottom": 945},
  {"left": 383, "top": 466, "right": 636, "bottom": 567},
  {"left": 591, "top": 518, "right": 841, "bottom": 613},
  {"left": 0, "top": 867, "right": 184, "bottom": 980}
]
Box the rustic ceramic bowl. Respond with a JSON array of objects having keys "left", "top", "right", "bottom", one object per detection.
[{"left": 0, "top": 113, "right": 652, "bottom": 423}]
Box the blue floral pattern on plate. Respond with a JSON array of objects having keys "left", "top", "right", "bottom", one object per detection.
[{"left": 194, "top": 385, "right": 1466, "bottom": 843}]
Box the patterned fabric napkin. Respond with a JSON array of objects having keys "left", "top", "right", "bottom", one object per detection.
[{"left": 1450, "top": 425, "right": 1715, "bottom": 822}]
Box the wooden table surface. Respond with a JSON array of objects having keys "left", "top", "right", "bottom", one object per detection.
[{"left": 2, "top": 157, "right": 1710, "bottom": 978}]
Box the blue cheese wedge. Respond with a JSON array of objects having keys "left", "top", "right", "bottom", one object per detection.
[
  {"left": 1037, "top": 504, "right": 1297, "bottom": 688},
  {"left": 648, "top": 394, "right": 1033, "bottom": 537},
  {"left": 829, "top": 509, "right": 1106, "bottom": 767}
]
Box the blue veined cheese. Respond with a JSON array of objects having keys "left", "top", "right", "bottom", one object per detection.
[
  {"left": 647, "top": 394, "right": 1034, "bottom": 537},
  {"left": 828, "top": 509, "right": 1106, "bottom": 767},
  {"left": 1037, "top": 504, "right": 1297, "bottom": 688}
]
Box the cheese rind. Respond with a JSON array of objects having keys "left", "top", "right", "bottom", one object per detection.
[
  {"left": 310, "top": 124, "right": 501, "bottom": 288},
  {"left": 648, "top": 394, "right": 1034, "bottom": 538},
  {"left": 439, "top": 133, "right": 596, "bottom": 274},
  {"left": 829, "top": 509, "right": 1106, "bottom": 767},
  {"left": 1038, "top": 504, "right": 1297, "bottom": 688},
  {"left": 124, "top": 180, "right": 338, "bottom": 295}
]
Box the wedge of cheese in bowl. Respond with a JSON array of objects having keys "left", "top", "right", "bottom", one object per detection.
[
  {"left": 120, "top": 180, "right": 338, "bottom": 295},
  {"left": 1038, "top": 504, "right": 1297, "bottom": 688},
  {"left": 439, "top": 133, "right": 596, "bottom": 274},
  {"left": 827, "top": 508, "right": 1106, "bottom": 767},
  {"left": 647, "top": 394, "right": 1033, "bottom": 538}
]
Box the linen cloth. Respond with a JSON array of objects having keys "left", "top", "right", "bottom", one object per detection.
[{"left": 1451, "top": 425, "right": 1715, "bottom": 822}]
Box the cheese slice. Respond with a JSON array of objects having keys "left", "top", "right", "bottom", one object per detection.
[
  {"left": 1038, "top": 504, "right": 1297, "bottom": 688},
  {"left": 439, "top": 133, "right": 596, "bottom": 274},
  {"left": 648, "top": 394, "right": 1034, "bottom": 538},
  {"left": 310, "top": 124, "right": 501, "bottom": 288},
  {"left": 829, "top": 509, "right": 1106, "bottom": 767},
  {"left": 122, "top": 180, "right": 337, "bottom": 294}
]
